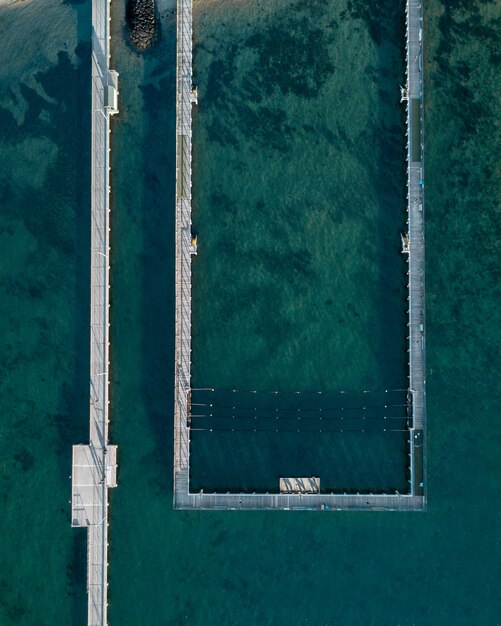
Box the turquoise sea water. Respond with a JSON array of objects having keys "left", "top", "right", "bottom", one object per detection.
[
  {"left": 0, "top": 0, "right": 500, "bottom": 624},
  {"left": 0, "top": 1, "right": 91, "bottom": 622},
  {"left": 189, "top": 0, "right": 409, "bottom": 492}
]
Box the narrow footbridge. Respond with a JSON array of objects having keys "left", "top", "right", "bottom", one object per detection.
[
  {"left": 71, "top": 1, "right": 119, "bottom": 625},
  {"left": 405, "top": 0, "right": 427, "bottom": 498}
]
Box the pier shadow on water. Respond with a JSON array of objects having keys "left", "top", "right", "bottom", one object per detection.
[
  {"left": 0, "top": 0, "right": 91, "bottom": 623},
  {"left": 106, "top": 2, "right": 177, "bottom": 619}
]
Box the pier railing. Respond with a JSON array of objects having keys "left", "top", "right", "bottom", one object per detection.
[
  {"left": 405, "top": 0, "right": 427, "bottom": 499},
  {"left": 173, "top": 0, "right": 195, "bottom": 503},
  {"left": 173, "top": 0, "right": 426, "bottom": 511},
  {"left": 71, "top": 1, "right": 118, "bottom": 624}
]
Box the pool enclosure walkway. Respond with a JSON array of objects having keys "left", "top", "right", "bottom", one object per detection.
[{"left": 172, "top": 0, "right": 426, "bottom": 510}]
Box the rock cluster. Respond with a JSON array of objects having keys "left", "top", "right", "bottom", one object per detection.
[{"left": 127, "top": 0, "right": 157, "bottom": 51}]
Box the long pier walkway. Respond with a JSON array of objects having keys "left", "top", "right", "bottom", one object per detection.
[
  {"left": 173, "top": 0, "right": 426, "bottom": 510},
  {"left": 173, "top": 0, "right": 195, "bottom": 506},
  {"left": 71, "top": 1, "right": 119, "bottom": 624},
  {"left": 405, "top": 0, "right": 427, "bottom": 498}
]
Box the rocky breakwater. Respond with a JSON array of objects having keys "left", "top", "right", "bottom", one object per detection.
[{"left": 127, "top": 0, "right": 157, "bottom": 51}]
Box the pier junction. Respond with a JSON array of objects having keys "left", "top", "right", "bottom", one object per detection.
[
  {"left": 173, "top": 0, "right": 427, "bottom": 511},
  {"left": 71, "top": 1, "right": 118, "bottom": 625}
]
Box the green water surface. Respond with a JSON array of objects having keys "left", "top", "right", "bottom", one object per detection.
[
  {"left": 189, "top": 0, "right": 409, "bottom": 491},
  {"left": 0, "top": 0, "right": 499, "bottom": 624}
]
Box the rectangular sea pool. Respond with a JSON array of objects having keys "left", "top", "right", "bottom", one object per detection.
[{"left": 190, "top": 0, "right": 409, "bottom": 492}]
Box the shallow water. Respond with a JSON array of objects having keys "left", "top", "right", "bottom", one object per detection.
[
  {"left": 191, "top": 0, "right": 408, "bottom": 394},
  {"left": 0, "top": 0, "right": 500, "bottom": 624},
  {"left": 189, "top": 0, "right": 409, "bottom": 491},
  {"left": 0, "top": 1, "right": 90, "bottom": 623}
]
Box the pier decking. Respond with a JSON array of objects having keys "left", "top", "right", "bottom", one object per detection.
[
  {"left": 173, "top": 1, "right": 426, "bottom": 510},
  {"left": 71, "top": 1, "right": 118, "bottom": 625},
  {"left": 173, "top": 0, "right": 194, "bottom": 509},
  {"left": 406, "top": 0, "right": 427, "bottom": 499}
]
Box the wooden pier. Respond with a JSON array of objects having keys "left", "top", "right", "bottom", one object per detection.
[
  {"left": 405, "top": 0, "right": 427, "bottom": 500},
  {"left": 173, "top": 0, "right": 426, "bottom": 511},
  {"left": 173, "top": 0, "right": 195, "bottom": 508},
  {"left": 71, "top": 1, "right": 118, "bottom": 624}
]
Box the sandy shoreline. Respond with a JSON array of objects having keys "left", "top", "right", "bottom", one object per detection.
[{"left": 0, "top": 0, "right": 34, "bottom": 7}]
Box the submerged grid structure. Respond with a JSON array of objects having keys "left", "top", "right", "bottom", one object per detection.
[{"left": 173, "top": 0, "right": 427, "bottom": 511}]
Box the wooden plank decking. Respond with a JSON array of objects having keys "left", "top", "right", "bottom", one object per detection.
[
  {"left": 173, "top": 0, "right": 427, "bottom": 511},
  {"left": 71, "top": 1, "right": 119, "bottom": 624},
  {"left": 405, "top": 0, "right": 427, "bottom": 499}
]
